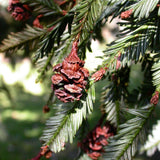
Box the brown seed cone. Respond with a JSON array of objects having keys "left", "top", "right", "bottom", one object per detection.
[{"left": 51, "top": 41, "right": 89, "bottom": 103}]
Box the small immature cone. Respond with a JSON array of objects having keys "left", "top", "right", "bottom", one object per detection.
[
  {"left": 33, "top": 15, "right": 43, "bottom": 28},
  {"left": 43, "top": 105, "right": 50, "bottom": 113},
  {"left": 120, "top": 9, "right": 133, "bottom": 20},
  {"left": 8, "top": 0, "right": 31, "bottom": 21},
  {"left": 91, "top": 68, "right": 105, "bottom": 82},
  {"left": 150, "top": 91, "right": 159, "bottom": 105}
]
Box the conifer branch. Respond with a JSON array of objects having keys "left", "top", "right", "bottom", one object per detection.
[
  {"left": 40, "top": 85, "right": 94, "bottom": 153},
  {"left": 129, "top": 0, "right": 159, "bottom": 20},
  {"left": 2, "top": 0, "right": 160, "bottom": 159},
  {"left": 0, "top": 25, "right": 46, "bottom": 53},
  {"left": 35, "top": 53, "right": 53, "bottom": 83},
  {"left": 54, "top": 36, "right": 73, "bottom": 64},
  {"left": 152, "top": 60, "right": 160, "bottom": 90},
  {"left": 35, "top": 13, "right": 74, "bottom": 60},
  {"left": 101, "top": 83, "right": 119, "bottom": 127},
  {"left": 21, "top": 0, "right": 63, "bottom": 16},
  {"left": 103, "top": 24, "right": 157, "bottom": 70},
  {"left": 97, "top": 0, "right": 129, "bottom": 24},
  {"left": 141, "top": 120, "right": 160, "bottom": 156},
  {"left": 101, "top": 67, "right": 130, "bottom": 128},
  {"left": 71, "top": 0, "right": 106, "bottom": 46},
  {"left": 103, "top": 105, "right": 154, "bottom": 160}
]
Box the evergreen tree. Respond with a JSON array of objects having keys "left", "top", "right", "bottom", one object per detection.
[{"left": 1, "top": 0, "right": 160, "bottom": 159}]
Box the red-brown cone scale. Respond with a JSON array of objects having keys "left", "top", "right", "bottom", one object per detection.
[
  {"left": 8, "top": 0, "right": 31, "bottom": 21},
  {"left": 78, "top": 122, "right": 115, "bottom": 160},
  {"left": 150, "top": 91, "right": 159, "bottom": 105},
  {"left": 51, "top": 41, "right": 89, "bottom": 103}
]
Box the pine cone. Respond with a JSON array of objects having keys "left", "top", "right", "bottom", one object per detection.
[
  {"left": 8, "top": 0, "right": 31, "bottom": 21},
  {"left": 78, "top": 122, "right": 115, "bottom": 160},
  {"left": 51, "top": 41, "right": 89, "bottom": 103}
]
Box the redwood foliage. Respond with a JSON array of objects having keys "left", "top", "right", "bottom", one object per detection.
[{"left": 1, "top": 0, "right": 160, "bottom": 160}]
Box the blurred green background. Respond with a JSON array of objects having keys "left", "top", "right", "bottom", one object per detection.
[{"left": 0, "top": 2, "right": 51, "bottom": 159}]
